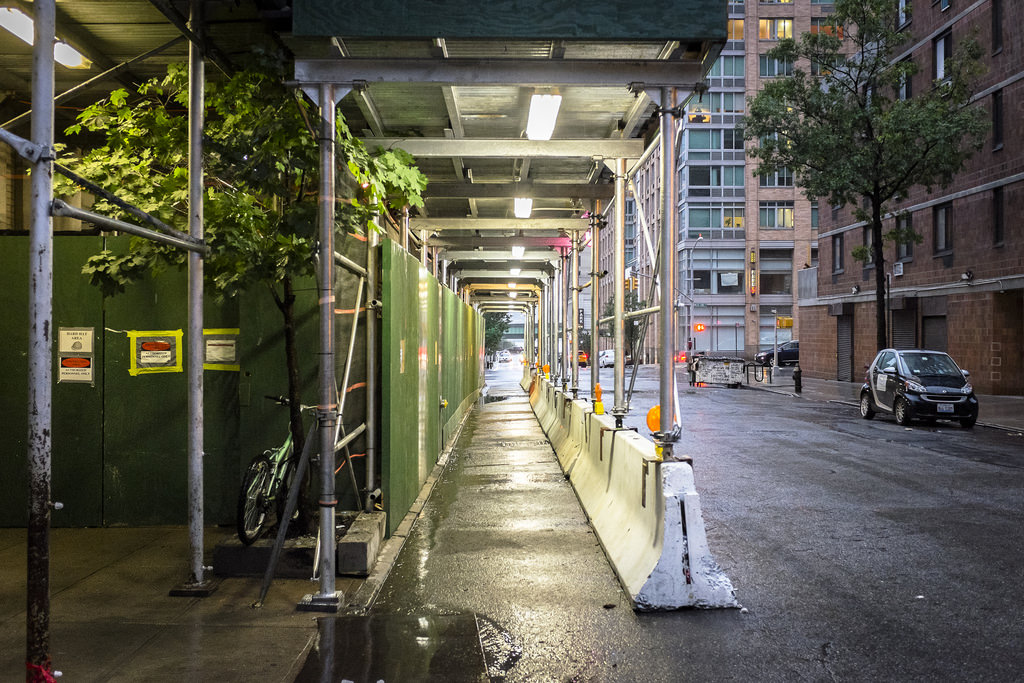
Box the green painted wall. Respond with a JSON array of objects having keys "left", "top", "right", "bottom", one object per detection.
[
  {"left": 381, "top": 240, "right": 482, "bottom": 536},
  {"left": 2, "top": 233, "right": 475, "bottom": 533}
]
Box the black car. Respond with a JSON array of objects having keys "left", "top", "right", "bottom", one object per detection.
[
  {"left": 860, "top": 349, "right": 979, "bottom": 428},
  {"left": 754, "top": 340, "right": 799, "bottom": 366}
]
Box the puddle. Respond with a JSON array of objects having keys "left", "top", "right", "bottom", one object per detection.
[{"left": 482, "top": 394, "right": 510, "bottom": 403}]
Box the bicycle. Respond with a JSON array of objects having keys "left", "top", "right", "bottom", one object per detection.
[{"left": 236, "top": 395, "right": 311, "bottom": 545}]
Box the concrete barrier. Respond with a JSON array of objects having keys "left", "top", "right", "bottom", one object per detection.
[{"left": 530, "top": 381, "right": 737, "bottom": 610}]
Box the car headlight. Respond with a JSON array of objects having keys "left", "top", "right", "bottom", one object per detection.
[
  {"left": 962, "top": 383, "right": 973, "bottom": 395},
  {"left": 904, "top": 379, "right": 927, "bottom": 393}
]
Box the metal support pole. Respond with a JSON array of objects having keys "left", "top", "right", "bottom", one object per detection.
[
  {"left": 401, "top": 205, "right": 410, "bottom": 252},
  {"left": 612, "top": 158, "right": 627, "bottom": 423},
  {"left": 570, "top": 232, "right": 580, "bottom": 398},
  {"left": 365, "top": 203, "right": 379, "bottom": 512},
  {"left": 26, "top": 0, "right": 55, "bottom": 676},
  {"left": 658, "top": 87, "right": 679, "bottom": 458},
  {"left": 590, "top": 201, "right": 601, "bottom": 398},
  {"left": 183, "top": 0, "right": 211, "bottom": 593},
  {"left": 560, "top": 251, "right": 568, "bottom": 390},
  {"left": 419, "top": 230, "right": 428, "bottom": 265},
  {"left": 304, "top": 82, "right": 341, "bottom": 611}
]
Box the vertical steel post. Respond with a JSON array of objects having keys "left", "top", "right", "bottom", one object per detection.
[
  {"left": 313, "top": 82, "right": 340, "bottom": 608},
  {"left": 401, "top": 205, "right": 410, "bottom": 252},
  {"left": 570, "top": 232, "right": 580, "bottom": 397},
  {"left": 547, "top": 273, "right": 555, "bottom": 373},
  {"left": 26, "top": 0, "right": 55, "bottom": 675},
  {"left": 184, "top": 0, "right": 208, "bottom": 591},
  {"left": 591, "top": 201, "right": 601, "bottom": 398},
  {"left": 559, "top": 251, "right": 568, "bottom": 389},
  {"left": 365, "top": 202, "right": 379, "bottom": 512},
  {"left": 419, "top": 230, "right": 428, "bottom": 265},
  {"left": 612, "top": 158, "right": 627, "bottom": 422},
  {"left": 659, "top": 87, "right": 678, "bottom": 457}
]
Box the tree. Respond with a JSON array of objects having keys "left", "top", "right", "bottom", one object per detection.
[
  {"left": 484, "top": 312, "right": 511, "bottom": 355},
  {"left": 56, "top": 53, "right": 426, "bottom": 522},
  {"left": 742, "top": 0, "right": 988, "bottom": 350}
]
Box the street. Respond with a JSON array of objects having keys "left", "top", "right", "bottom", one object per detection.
[{"left": 373, "top": 359, "right": 1024, "bottom": 681}]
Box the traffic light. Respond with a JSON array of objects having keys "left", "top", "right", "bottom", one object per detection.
[{"left": 693, "top": 323, "right": 706, "bottom": 332}]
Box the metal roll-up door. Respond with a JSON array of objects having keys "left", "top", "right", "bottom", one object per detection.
[
  {"left": 892, "top": 310, "right": 916, "bottom": 349},
  {"left": 837, "top": 315, "right": 853, "bottom": 381},
  {"left": 922, "top": 315, "right": 948, "bottom": 351}
]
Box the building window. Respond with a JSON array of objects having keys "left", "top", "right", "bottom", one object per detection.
[
  {"left": 760, "top": 0, "right": 793, "bottom": 3},
  {"left": 811, "top": 201, "right": 819, "bottom": 231},
  {"left": 759, "top": 54, "right": 793, "bottom": 77},
  {"left": 687, "top": 203, "right": 745, "bottom": 239},
  {"left": 993, "top": 0, "right": 1003, "bottom": 52},
  {"left": 688, "top": 128, "right": 744, "bottom": 154},
  {"left": 810, "top": 17, "right": 844, "bottom": 38},
  {"left": 833, "top": 234, "right": 844, "bottom": 273},
  {"left": 933, "top": 203, "right": 952, "bottom": 254},
  {"left": 689, "top": 165, "right": 744, "bottom": 195},
  {"left": 759, "top": 201, "right": 795, "bottom": 229},
  {"left": 897, "top": 58, "right": 912, "bottom": 100},
  {"left": 862, "top": 226, "right": 874, "bottom": 265},
  {"left": 759, "top": 18, "right": 793, "bottom": 40},
  {"left": 934, "top": 30, "right": 952, "bottom": 82},
  {"left": 708, "top": 55, "right": 745, "bottom": 78},
  {"left": 727, "top": 19, "right": 744, "bottom": 41},
  {"left": 811, "top": 55, "right": 843, "bottom": 78},
  {"left": 898, "top": 0, "right": 910, "bottom": 27},
  {"left": 896, "top": 213, "right": 914, "bottom": 261},
  {"left": 937, "top": 0, "right": 950, "bottom": 10},
  {"left": 993, "top": 187, "right": 1004, "bottom": 245},
  {"left": 993, "top": 89, "right": 1003, "bottom": 150},
  {"left": 759, "top": 167, "right": 794, "bottom": 187}
]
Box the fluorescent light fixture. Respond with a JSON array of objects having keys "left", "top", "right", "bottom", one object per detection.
[
  {"left": 0, "top": 7, "right": 90, "bottom": 68},
  {"left": 507, "top": 282, "right": 517, "bottom": 289},
  {"left": 510, "top": 267, "right": 522, "bottom": 276},
  {"left": 526, "top": 93, "right": 561, "bottom": 140},
  {"left": 509, "top": 291, "right": 518, "bottom": 299},
  {"left": 513, "top": 197, "right": 533, "bottom": 219},
  {"left": 511, "top": 245, "right": 525, "bottom": 259}
]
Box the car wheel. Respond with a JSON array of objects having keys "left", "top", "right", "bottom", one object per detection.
[
  {"left": 859, "top": 393, "right": 875, "bottom": 420},
  {"left": 894, "top": 398, "right": 911, "bottom": 426},
  {"left": 960, "top": 416, "right": 976, "bottom": 429}
]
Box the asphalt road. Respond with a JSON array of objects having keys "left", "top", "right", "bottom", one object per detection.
[{"left": 311, "top": 361, "right": 1024, "bottom": 682}]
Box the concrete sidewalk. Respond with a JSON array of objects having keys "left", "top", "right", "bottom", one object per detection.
[{"left": 748, "top": 366, "right": 1024, "bottom": 432}]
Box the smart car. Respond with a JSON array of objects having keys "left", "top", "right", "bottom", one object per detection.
[{"left": 860, "top": 349, "right": 978, "bottom": 428}]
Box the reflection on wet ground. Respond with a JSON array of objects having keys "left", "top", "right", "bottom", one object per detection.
[{"left": 294, "top": 613, "right": 521, "bottom": 681}]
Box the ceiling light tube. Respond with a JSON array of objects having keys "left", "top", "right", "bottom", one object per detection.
[
  {"left": 510, "top": 267, "right": 522, "bottom": 276},
  {"left": 526, "top": 93, "right": 561, "bottom": 141},
  {"left": 0, "top": 7, "right": 90, "bottom": 68},
  {"left": 511, "top": 246, "right": 525, "bottom": 259},
  {"left": 513, "top": 197, "right": 533, "bottom": 219}
]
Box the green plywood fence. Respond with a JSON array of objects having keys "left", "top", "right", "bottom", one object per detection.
[
  {"left": 381, "top": 240, "right": 483, "bottom": 536},
  {"left": 1, "top": 233, "right": 473, "bottom": 533}
]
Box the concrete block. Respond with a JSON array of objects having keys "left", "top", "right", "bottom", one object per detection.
[{"left": 336, "top": 511, "right": 387, "bottom": 576}]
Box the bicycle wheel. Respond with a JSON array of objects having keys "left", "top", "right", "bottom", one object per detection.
[{"left": 237, "top": 455, "right": 273, "bottom": 545}]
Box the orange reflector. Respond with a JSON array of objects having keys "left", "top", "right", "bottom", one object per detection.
[
  {"left": 594, "top": 383, "right": 603, "bottom": 401},
  {"left": 646, "top": 405, "right": 661, "bottom": 432},
  {"left": 543, "top": 364, "right": 550, "bottom": 374}
]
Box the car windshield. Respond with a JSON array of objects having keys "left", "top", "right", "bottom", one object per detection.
[{"left": 899, "top": 352, "right": 961, "bottom": 378}]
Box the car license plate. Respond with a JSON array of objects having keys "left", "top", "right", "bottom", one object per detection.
[{"left": 937, "top": 403, "right": 954, "bottom": 413}]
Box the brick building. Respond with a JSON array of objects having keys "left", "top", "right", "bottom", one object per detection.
[{"left": 801, "top": 0, "right": 1023, "bottom": 395}]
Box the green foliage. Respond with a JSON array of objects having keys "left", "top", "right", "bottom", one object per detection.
[
  {"left": 742, "top": 0, "right": 988, "bottom": 348},
  {"left": 56, "top": 53, "right": 427, "bottom": 302},
  {"left": 484, "top": 312, "right": 511, "bottom": 355}
]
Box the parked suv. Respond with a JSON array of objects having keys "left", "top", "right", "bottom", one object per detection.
[
  {"left": 754, "top": 340, "right": 799, "bottom": 366},
  {"left": 860, "top": 349, "right": 979, "bottom": 428}
]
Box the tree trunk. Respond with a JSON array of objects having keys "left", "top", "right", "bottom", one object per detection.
[{"left": 871, "top": 200, "right": 888, "bottom": 351}]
